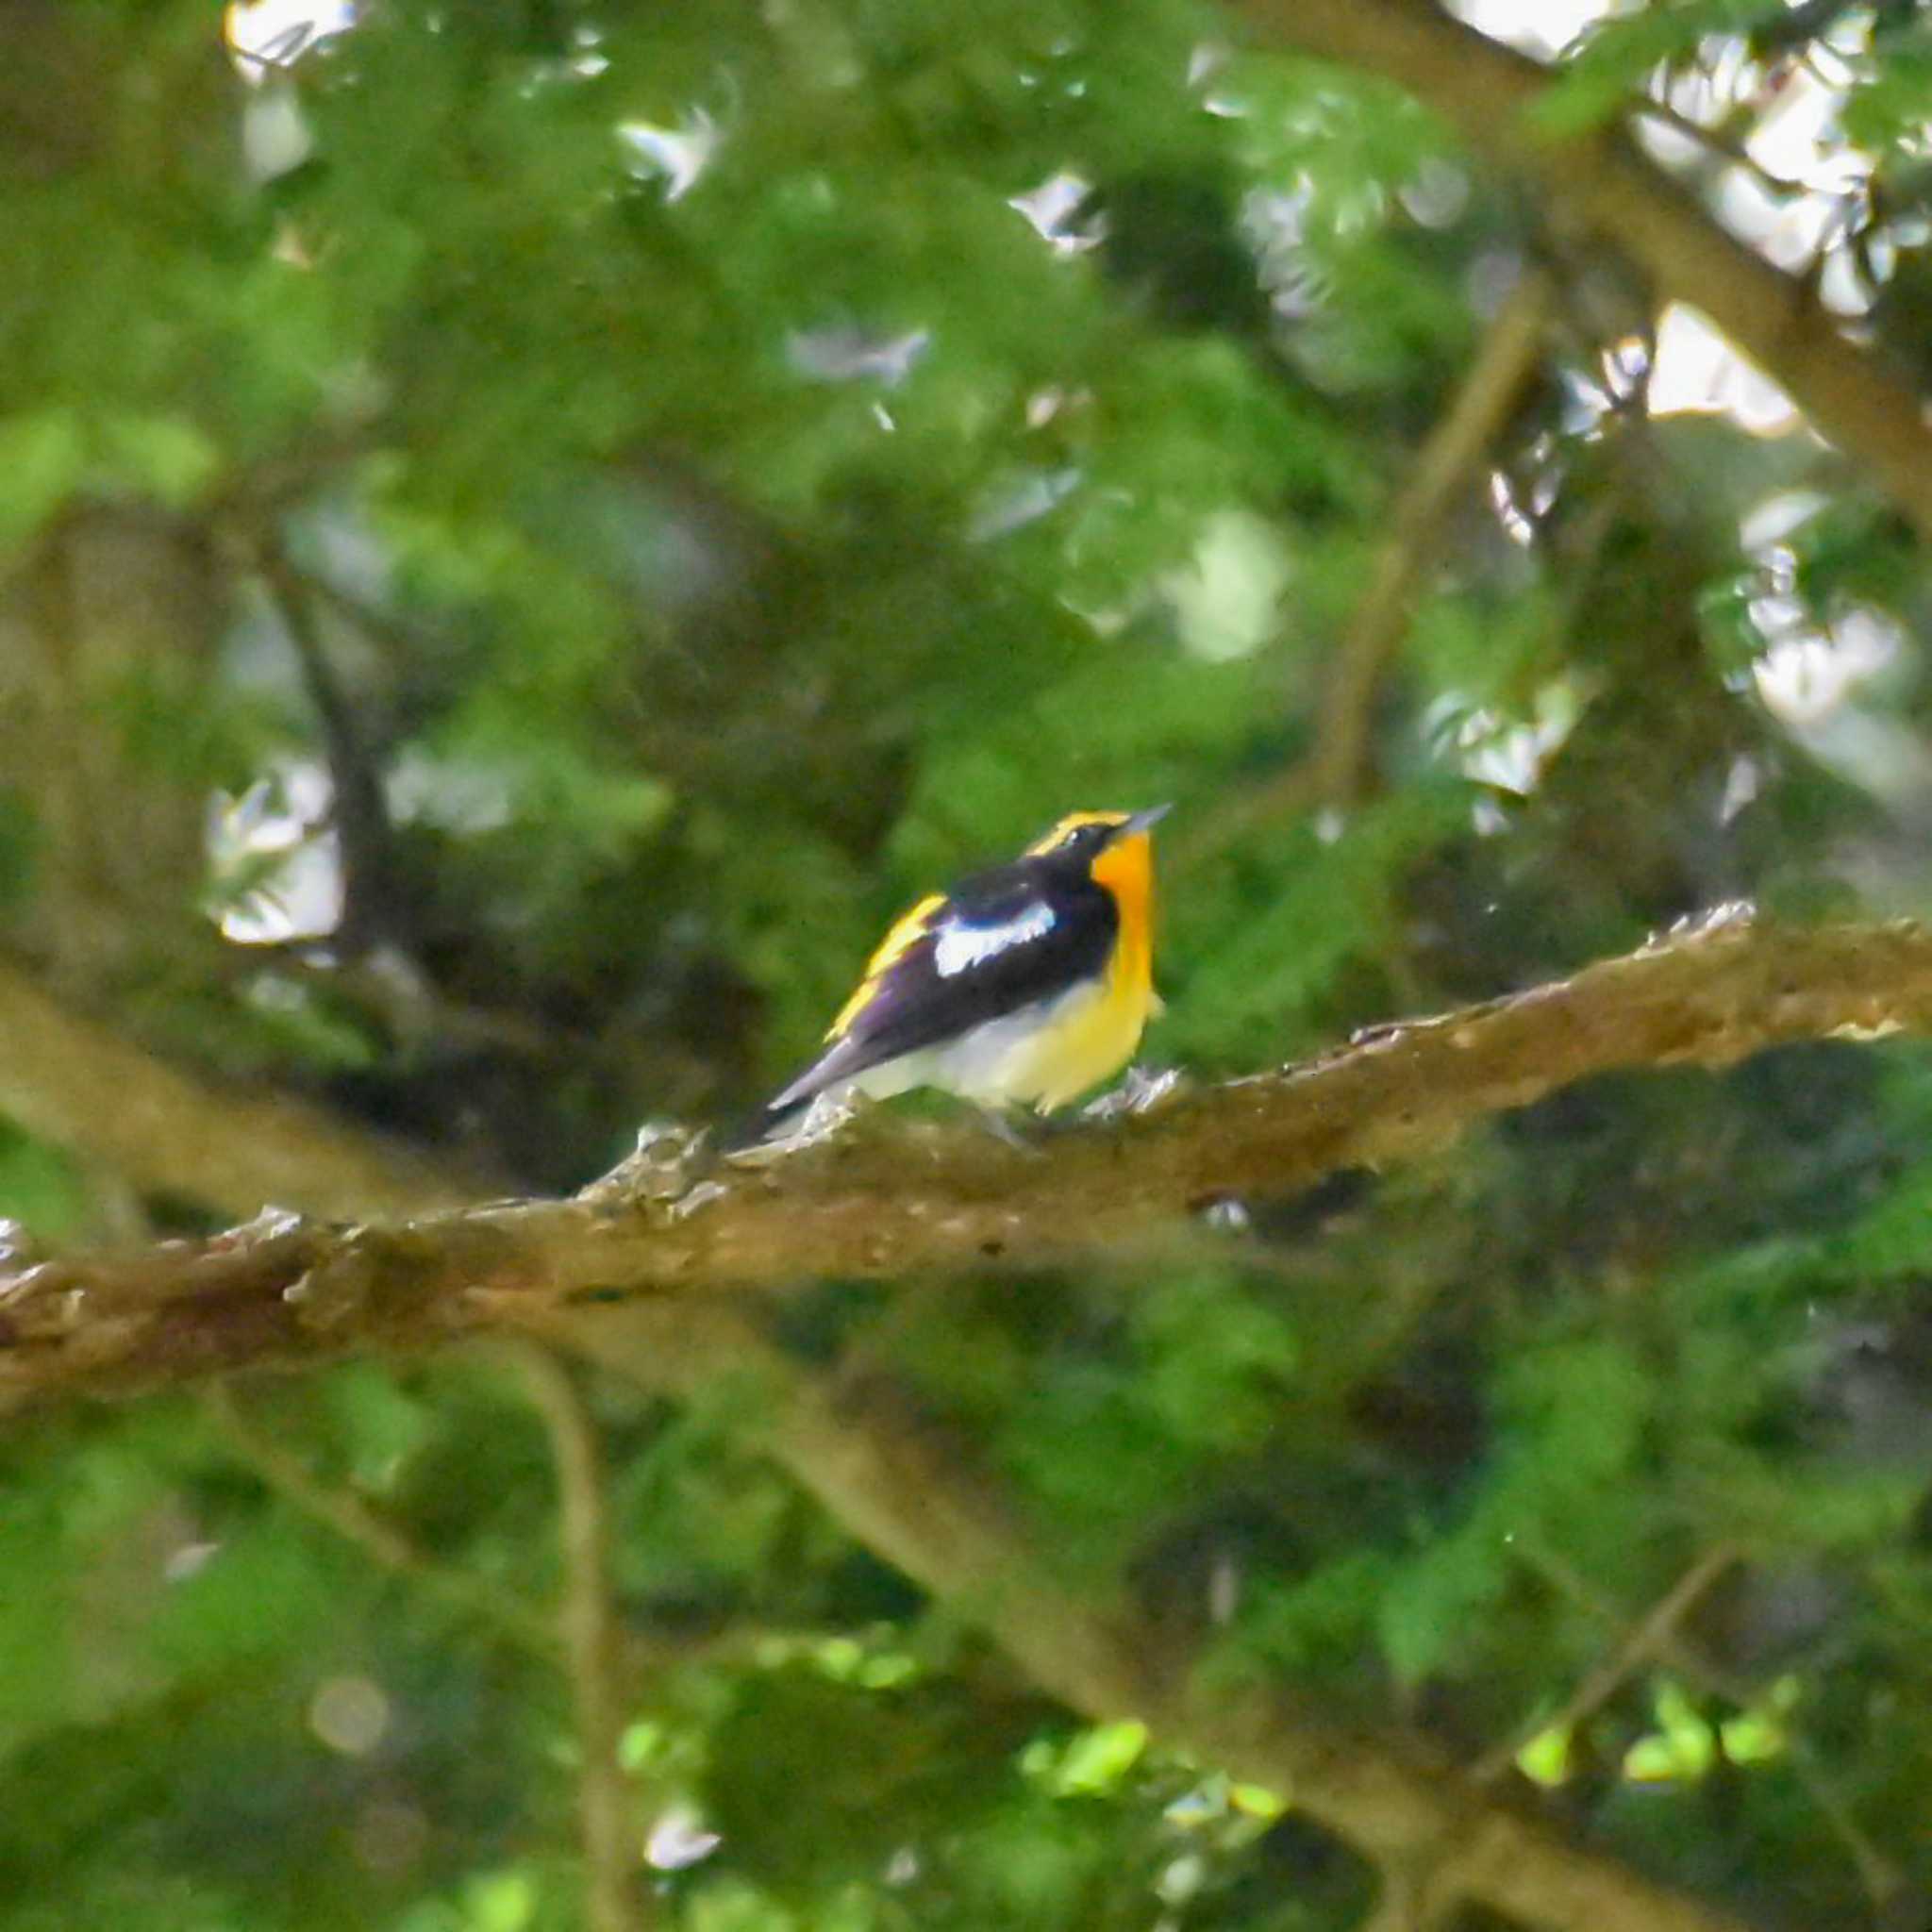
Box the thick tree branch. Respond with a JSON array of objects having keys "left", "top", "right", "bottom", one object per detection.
[
  {"left": 0, "top": 955, "right": 489, "bottom": 1219},
  {"left": 1237, "top": 0, "right": 1932, "bottom": 545},
  {"left": 4, "top": 912, "right": 1932, "bottom": 1409},
  {"left": 563, "top": 1301, "right": 1757, "bottom": 1932}
]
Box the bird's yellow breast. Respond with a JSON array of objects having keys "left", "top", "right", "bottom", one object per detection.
[{"left": 1008, "top": 947, "right": 1158, "bottom": 1111}]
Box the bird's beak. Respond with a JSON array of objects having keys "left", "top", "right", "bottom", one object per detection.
[{"left": 1117, "top": 804, "right": 1173, "bottom": 839}]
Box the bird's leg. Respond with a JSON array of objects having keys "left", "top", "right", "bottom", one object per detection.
[{"left": 972, "top": 1104, "right": 1043, "bottom": 1155}]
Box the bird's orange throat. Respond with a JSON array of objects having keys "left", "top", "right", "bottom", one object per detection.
[{"left": 1092, "top": 831, "right": 1155, "bottom": 994}]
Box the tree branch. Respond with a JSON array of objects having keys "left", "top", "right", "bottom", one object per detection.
[
  {"left": 0, "top": 954, "right": 490, "bottom": 1220},
  {"left": 562, "top": 1300, "right": 1758, "bottom": 1932},
  {"left": 5, "top": 912, "right": 1932, "bottom": 1409},
  {"left": 208, "top": 1368, "right": 792, "bottom": 1698},
  {"left": 517, "top": 1346, "right": 647, "bottom": 1932},
  {"left": 1472, "top": 1542, "right": 1743, "bottom": 1784},
  {"left": 1524, "top": 1544, "right": 1903, "bottom": 1911},
  {"left": 1179, "top": 265, "right": 1556, "bottom": 870},
  {"left": 1236, "top": 0, "right": 1932, "bottom": 545},
  {"left": 204, "top": 1378, "right": 558, "bottom": 1655},
  {"left": 256, "top": 543, "right": 407, "bottom": 957},
  {"left": 1312, "top": 266, "right": 1555, "bottom": 801}
]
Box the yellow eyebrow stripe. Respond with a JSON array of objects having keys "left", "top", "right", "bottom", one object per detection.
[
  {"left": 1023, "top": 810, "right": 1125, "bottom": 856},
  {"left": 827, "top": 892, "right": 945, "bottom": 1039}
]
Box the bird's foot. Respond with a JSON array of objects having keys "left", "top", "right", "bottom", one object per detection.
[{"left": 972, "top": 1105, "right": 1044, "bottom": 1156}]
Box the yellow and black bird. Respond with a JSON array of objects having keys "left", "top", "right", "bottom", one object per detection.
[{"left": 759, "top": 806, "right": 1170, "bottom": 1136}]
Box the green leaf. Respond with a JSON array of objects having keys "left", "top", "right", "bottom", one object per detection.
[
  {"left": 98, "top": 413, "right": 223, "bottom": 508},
  {"left": 1047, "top": 1720, "right": 1149, "bottom": 1795},
  {"left": 0, "top": 1118, "right": 89, "bottom": 1238},
  {"left": 0, "top": 409, "right": 86, "bottom": 550},
  {"left": 1376, "top": 1524, "right": 1510, "bottom": 1688}
]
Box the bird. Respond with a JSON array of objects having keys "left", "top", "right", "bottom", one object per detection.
[{"left": 758, "top": 806, "right": 1170, "bottom": 1139}]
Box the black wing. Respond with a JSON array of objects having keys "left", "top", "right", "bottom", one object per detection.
[{"left": 764, "top": 862, "right": 1115, "bottom": 1117}]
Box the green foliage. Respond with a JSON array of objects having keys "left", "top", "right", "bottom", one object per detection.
[
  {"left": 0, "top": 1120, "right": 90, "bottom": 1241},
  {"left": 1169, "top": 781, "right": 1474, "bottom": 1065},
  {"left": 0, "top": 413, "right": 89, "bottom": 553},
  {"left": 1841, "top": 38, "right": 1932, "bottom": 152}
]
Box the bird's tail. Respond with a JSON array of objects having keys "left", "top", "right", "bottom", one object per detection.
[{"left": 718, "top": 1040, "right": 856, "bottom": 1152}]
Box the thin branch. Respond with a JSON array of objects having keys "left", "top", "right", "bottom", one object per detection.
[
  {"left": 277, "top": 561, "right": 457, "bottom": 671},
  {"left": 0, "top": 951, "right": 489, "bottom": 1221},
  {"left": 257, "top": 544, "right": 406, "bottom": 957},
  {"left": 205, "top": 1379, "right": 558, "bottom": 1655},
  {"left": 517, "top": 1346, "right": 647, "bottom": 1932},
  {"left": 1313, "top": 266, "right": 1556, "bottom": 804},
  {"left": 1239, "top": 0, "right": 1932, "bottom": 546},
  {"left": 9, "top": 913, "right": 1932, "bottom": 1407},
  {"left": 1631, "top": 101, "right": 1809, "bottom": 207},
  {"left": 1473, "top": 1542, "right": 1743, "bottom": 1783},
  {"left": 562, "top": 1301, "right": 1758, "bottom": 1932},
  {"left": 1525, "top": 1545, "right": 1902, "bottom": 1912},
  {"left": 1180, "top": 266, "right": 1554, "bottom": 870},
  {"left": 209, "top": 1373, "right": 784, "bottom": 1695}
]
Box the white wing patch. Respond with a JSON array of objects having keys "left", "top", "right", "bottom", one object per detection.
[{"left": 933, "top": 902, "right": 1056, "bottom": 977}]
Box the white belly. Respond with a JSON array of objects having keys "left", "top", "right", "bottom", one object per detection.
[{"left": 853, "top": 974, "right": 1151, "bottom": 1113}]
